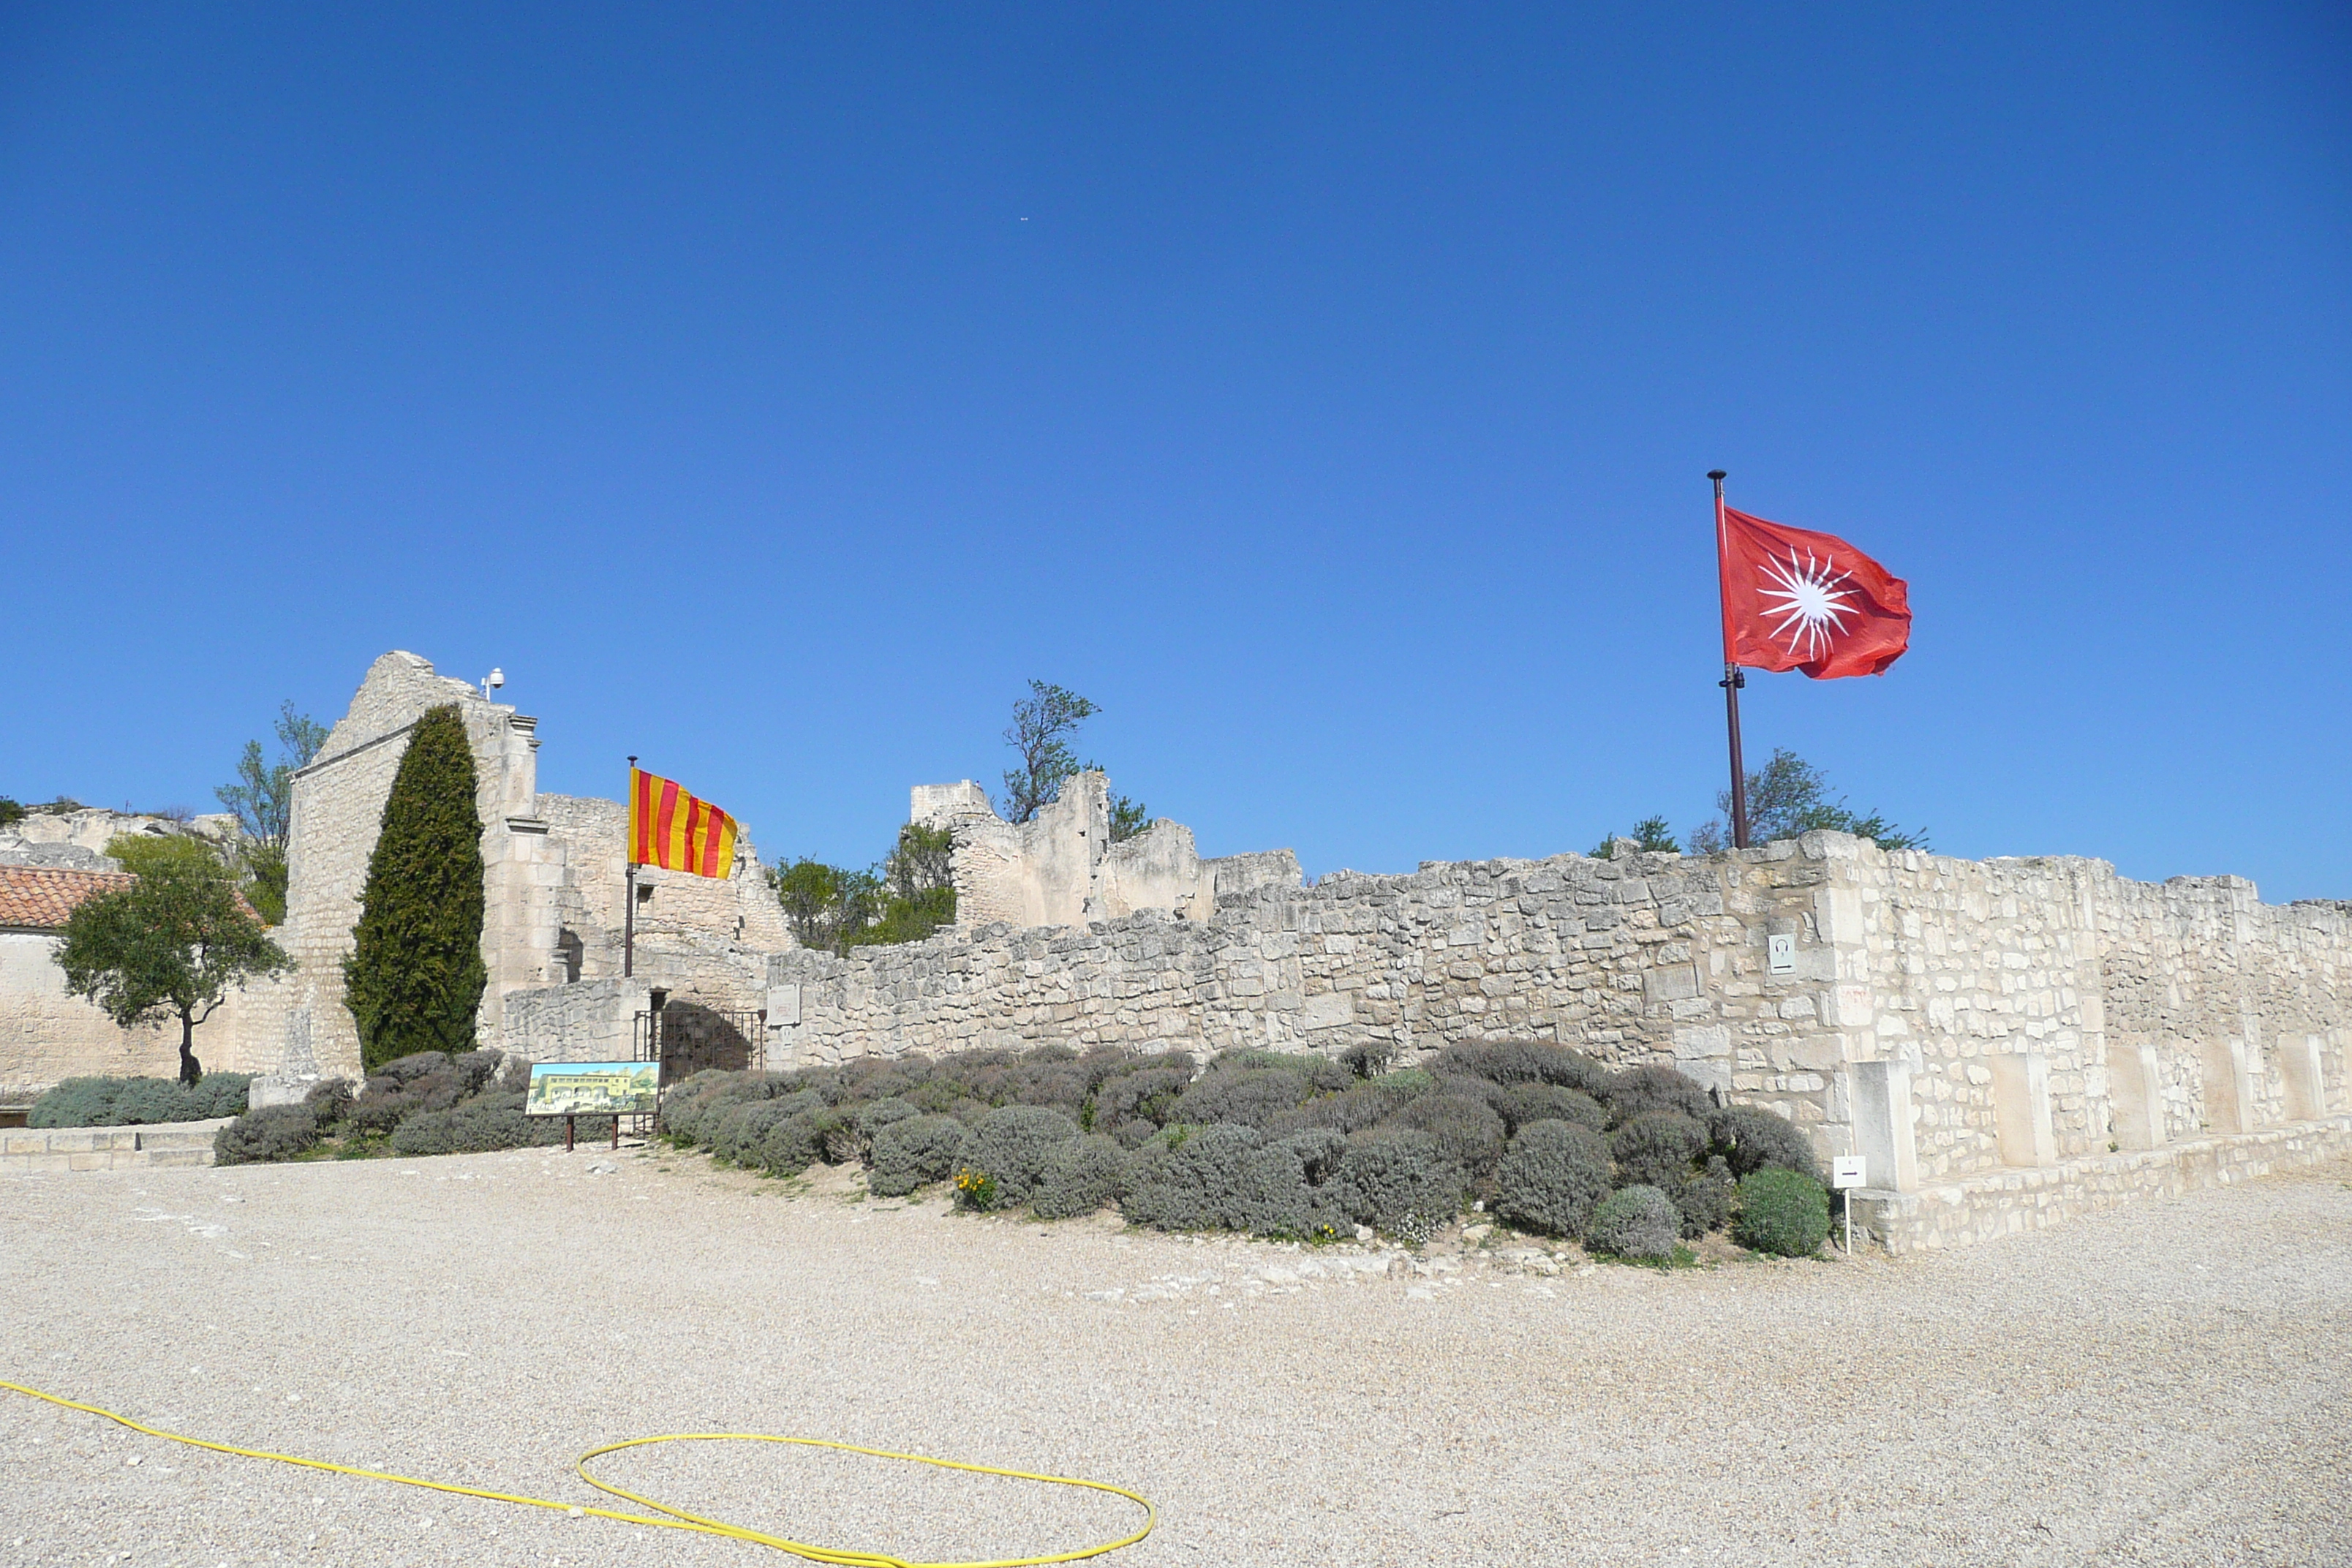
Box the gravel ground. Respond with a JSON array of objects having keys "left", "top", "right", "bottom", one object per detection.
[{"left": 3, "top": 1144, "right": 2347, "bottom": 1568}]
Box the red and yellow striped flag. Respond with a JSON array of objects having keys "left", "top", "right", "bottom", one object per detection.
[{"left": 629, "top": 767, "right": 739, "bottom": 878}]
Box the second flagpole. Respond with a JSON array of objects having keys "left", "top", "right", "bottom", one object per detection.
[{"left": 1711, "top": 470, "right": 1751, "bottom": 850}]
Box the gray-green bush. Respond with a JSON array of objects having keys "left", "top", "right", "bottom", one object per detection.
[
  {"left": 1598, "top": 1065, "right": 1714, "bottom": 1127},
  {"left": 1502, "top": 1082, "right": 1607, "bottom": 1134},
  {"left": 1338, "top": 1128, "right": 1463, "bottom": 1233},
  {"left": 214, "top": 1104, "right": 320, "bottom": 1165},
  {"left": 1119, "top": 1124, "right": 1262, "bottom": 1232},
  {"left": 389, "top": 1092, "right": 606, "bottom": 1156},
  {"left": 1168, "top": 1066, "right": 1321, "bottom": 1130},
  {"left": 868, "top": 1114, "right": 970, "bottom": 1196},
  {"left": 1387, "top": 1087, "right": 1508, "bottom": 1183},
  {"left": 1031, "top": 1134, "right": 1130, "bottom": 1219},
  {"left": 1432, "top": 1040, "right": 1611, "bottom": 1096},
  {"left": 1492, "top": 1119, "right": 1612, "bottom": 1239},
  {"left": 1672, "top": 1156, "right": 1736, "bottom": 1238},
  {"left": 1588, "top": 1184, "right": 1680, "bottom": 1259},
  {"left": 1708, "top": 1105, "right": 1823, "bottom": 1185},
  {"left": 966, "top": 1106, "right": 1080, "bottom": 1206},
  {"left": 1609, "top": 1111, "right": 1709, "bottom": 1190}
]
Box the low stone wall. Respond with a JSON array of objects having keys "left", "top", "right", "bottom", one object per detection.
[
  {"left": 1851, "top": 1112, "right": 2352, "bottom": 1254},
  {"left": 0, "top": 1118, "right": 228, "bottom": 1172}
]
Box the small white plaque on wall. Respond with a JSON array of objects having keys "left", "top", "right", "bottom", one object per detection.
[
  {"left": 1766, "top": 932, "right": 1797, "bottom": 975},
  {"left": 1832, "top": 1155, "right": 1867, "bottom": 1190}
]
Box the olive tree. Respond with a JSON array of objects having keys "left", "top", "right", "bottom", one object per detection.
[{"left": 56, "top": 837, "right": 288, "bottom": 1085}]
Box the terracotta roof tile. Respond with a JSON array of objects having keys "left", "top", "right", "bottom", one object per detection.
[{"left": 0, "top": 865, "right": 137, "bottom": 930}]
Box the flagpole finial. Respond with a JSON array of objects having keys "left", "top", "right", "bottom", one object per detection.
[{"left": 627, "top": 755, "right": 637, "bottom": 767}]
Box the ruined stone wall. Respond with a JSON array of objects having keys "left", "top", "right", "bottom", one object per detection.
[
  {"left": 275, "top": 652, "right": 538, "bottom": 1079},
  {"left": 913, "top": 773, "right": 1305, "bottom": 928},
  {"left": 257, "top": 651, "right": 790, "bottom": 1084},
  {"left": 533, "top": 794, "right": 791, "bottom": 986},
  {"left": 767, "top": 835, "right": 2351, "bottom": 1210}
]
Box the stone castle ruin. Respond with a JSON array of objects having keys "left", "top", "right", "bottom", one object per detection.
[{"left": 5, "top": 647, "right": 2348, "bottom": 1254}]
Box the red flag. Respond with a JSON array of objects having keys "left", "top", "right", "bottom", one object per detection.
[{"left": 1717, "top": 505, "right": 1912, "bottom": 679}]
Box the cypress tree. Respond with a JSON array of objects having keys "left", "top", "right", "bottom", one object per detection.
[{"left": 343, "top": 704, "right": 487, "bottom": 1068}]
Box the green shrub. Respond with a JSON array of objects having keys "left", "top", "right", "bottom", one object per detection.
[
  {"left": 1492, "top": 1120, "right": 1612, "bottom": 1239},
  {"left": 1610, "top": 1111, "right": 1709, "bottom": 1189},
  {"left": 1432, "top": 1040, "right": 1611, "bottom": 1096},
  {"left": 1503, "top": 1082, "right": 1606, "bottom": 1134},
  {"left": 29, "top": 1078, "right": 123, "bottom": 1128},
  {"left": 1672, "top": 1156, "right": 1736, "bottom": 1237},
  {"left": 184, "top": 1073, "right": 253, "bottom": 1119},
  {"left": 29, "top": 1073, "right": 253, "bottom": 1128},
  {"left": 967, "top": 1106, "right": 1081, "bottom": 1205},
  {"left": 1338, "top": 1128, "right": 1463, "bottom": 1235},
  {"left": 1708, "top": 1105, "right": 1823, "bottom": 1185},
  {"left": 1734, "top": 1169, "right": 1831, "bottom": 1257},
  {"left": 1031, "top": 1134, "right": 1129, "bottom": 1219},
  {"left": 953, "top": 1166, "right": 998, "bottom": 1210},
  {"left": 868, "top": 1114, "right": 970, "bottom": 1196},
  {"left": 1387, "top": 1087, "right": 1508, "bottom": 1183},
  {"left": 1338, "top": 1039, "right": 1396, "bottom": 1078},
  {"left": 1597, "top": 1064, "right": 1714, "bottom": 1127},
  {"left": 1588, "top": 1184, "right": 1681, "bottom": 1260},
  {"left": 214, "top": 1104, "right": 320, "bottom": 1165}
]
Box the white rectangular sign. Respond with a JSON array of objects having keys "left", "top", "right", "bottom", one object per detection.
[
  {"left": 1766, "top": 932, "right": 1797, "bottom": 975},
  {"left": 1832, "top": 1154, "right": 1867, "bottom": 1190}
]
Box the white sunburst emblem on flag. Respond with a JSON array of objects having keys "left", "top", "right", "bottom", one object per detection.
[{"left": 1757, "top": 548, "right": 1858, "bottom": 660}]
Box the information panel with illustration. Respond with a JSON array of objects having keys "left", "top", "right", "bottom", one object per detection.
[{"left": 524, "top": 1060, "right": 659, "bottom": 1117}]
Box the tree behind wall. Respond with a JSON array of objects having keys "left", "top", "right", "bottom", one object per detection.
[
  {"left": 57, "top": 837, "right": 290, "bottom": 1085},
  {"left": 343, "top": 704, "right": 486, "bottom": 1069},
  {"left": 1686, "top": 749, "right": 1928, "bottom": 855},
  {"left": 216, "top": 700, "right": 331, "bottom": 925}
]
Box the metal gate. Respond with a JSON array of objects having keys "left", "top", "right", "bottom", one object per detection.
[{"left": 632, "top": 1000, "right": 767, "bottom": 1087}]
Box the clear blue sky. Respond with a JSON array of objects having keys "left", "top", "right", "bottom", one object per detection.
[{"left": 4, "top": 4, "right": 2348, "bottom": 900}]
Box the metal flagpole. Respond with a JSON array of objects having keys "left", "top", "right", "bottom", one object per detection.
[
  {"left": 1711, "top": 471, "right": 1752, "bottom": 850},
  {"left": 623, "top": 755, "right": 639, "bottom": 979}
]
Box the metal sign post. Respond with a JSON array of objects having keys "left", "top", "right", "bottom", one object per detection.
[{"left": 1832, "top": 1154, "right": 1866, "bottom": 1254}]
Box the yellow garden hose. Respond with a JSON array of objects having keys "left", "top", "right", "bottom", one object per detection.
[{"left": 0, "top": 1379, "right": 1154, "bottom": 1567}]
